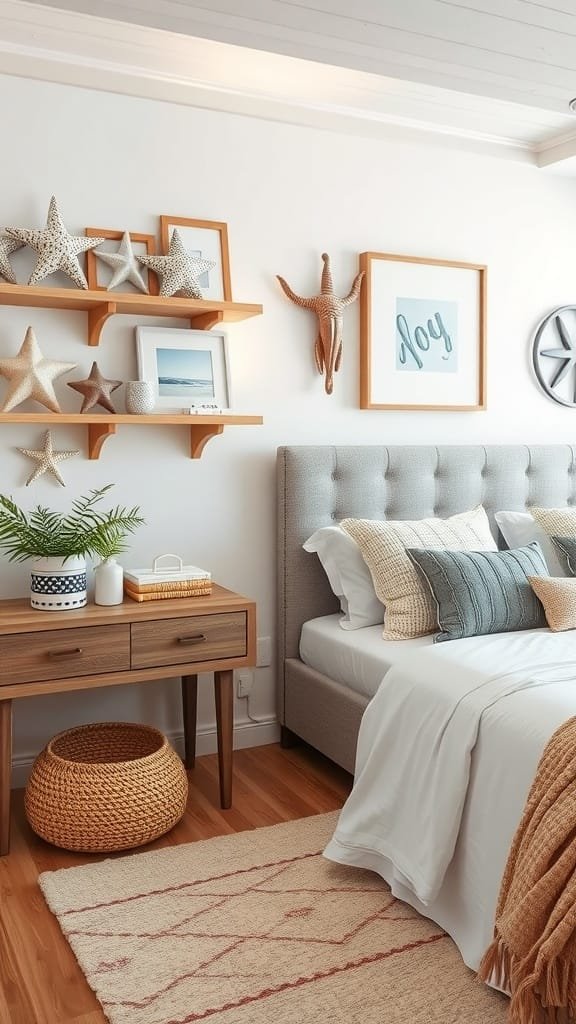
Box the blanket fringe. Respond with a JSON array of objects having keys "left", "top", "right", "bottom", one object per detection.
[
  {"left": 480, "top": 939, "right": 576, "bottom": 1024},
  {"left": 478, "top": 934, "right": 510, "bottom": 991}
]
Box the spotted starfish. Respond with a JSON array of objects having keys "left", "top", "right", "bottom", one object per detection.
[
  {"left": 277, "top": 253, "right": 364, "bottom": 394},
  {"left": 5, "top": 196, "right": 104, "bottom": 289}
]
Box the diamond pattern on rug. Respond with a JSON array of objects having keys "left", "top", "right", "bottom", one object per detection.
[{"left": 39, "top": 812, "right": 509, "bottom": 1024}]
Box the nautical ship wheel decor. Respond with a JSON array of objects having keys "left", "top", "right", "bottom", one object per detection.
[{"left": 533, "top": 305, "right": 576, "bottom": 407}]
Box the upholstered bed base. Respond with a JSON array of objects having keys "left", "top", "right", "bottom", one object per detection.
[{"left": 277, "top": 444, "right": 576, "bottom": 773}]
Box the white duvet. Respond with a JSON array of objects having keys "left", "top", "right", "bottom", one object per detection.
[{"left": 324, "top": 628, "right": 576, "bottom": 970}]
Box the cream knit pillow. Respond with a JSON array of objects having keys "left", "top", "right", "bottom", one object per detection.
[
  {"left": 528, "top": 576, "right": 576, "bottom": 632},
  {"left": 341, "top": 506, "right": 496, "bottom": 640},
  {"left": 531, "top": 507, "right": 576, "bottom": 537}
]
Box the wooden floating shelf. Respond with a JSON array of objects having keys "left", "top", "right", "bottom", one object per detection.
[
  {"left": 0, "top": 283, "right": 263, "bottom": 346},
  {"left": 0, "top": 413, "right": 263, "bottom": 460}
]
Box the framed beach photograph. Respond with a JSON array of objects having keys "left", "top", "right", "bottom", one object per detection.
[
  {"left": 359, "top": 252, "right": 486, "bottom": 411},
  {"left": 136, "top": 327, "right": 231, "bottom": 411},
  {"left": 159, "top": 216, "right": 232, "bottom": 302}
]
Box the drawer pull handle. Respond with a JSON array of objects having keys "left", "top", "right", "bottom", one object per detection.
[
  {"left": 177, "top": 634, "right": 207, "bottom": 646},
  {"left": 48, "top": 647, "right": 83, "bottom": 659}
]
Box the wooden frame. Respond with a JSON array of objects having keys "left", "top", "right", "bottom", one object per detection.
[
  {"left": 85, "top": 227, "right": 159, "bottom": 295},
  {"left": 160, "top": 215, "right": 232, "bottom": 302},
  {"left": 358, "top": 251, "right": 483, "bottom": 411}
]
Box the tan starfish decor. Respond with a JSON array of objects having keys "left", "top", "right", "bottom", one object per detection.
[
  {"left": 277, "top": 253, "right": 364, "bottom": 395},
  {"left": 68, "top": 361, "right": 122, "bottom": 413},
  {"left": 18, "top": 430, "right": 79, "bottom": 487},
  {"left": 0, "top": 326, "right": 77, "bottom": 413},
  {"left": 5, "top": 196, "right": 105, "bottom": 289}
]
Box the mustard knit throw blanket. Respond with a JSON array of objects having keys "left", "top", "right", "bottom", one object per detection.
[{"left": 478, "top": 716, "right": 576, "bottom": 1023}]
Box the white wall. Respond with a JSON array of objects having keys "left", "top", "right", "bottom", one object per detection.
[{"left": 1, "top": 73, "right": 576, "bottom": 782}]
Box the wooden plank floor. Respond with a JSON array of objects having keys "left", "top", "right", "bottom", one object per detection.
[{"left": 0, "top": 743, "right": 351, "bottom": 1024}]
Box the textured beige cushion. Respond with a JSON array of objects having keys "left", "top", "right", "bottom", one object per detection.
[
  {"left": 341, "top": 506, "right": 496, "bottom": 640},
  {"left": 531, "top": 507, "right": 576, "bottom": 537},
  {"left": 528, "top": 575, "right": 576, "bottom": 632}
]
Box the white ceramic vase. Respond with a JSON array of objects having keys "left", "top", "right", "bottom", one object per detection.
[
  {"left": 94, "top": 557, "right": 124, "bottom": 606},
  {"left": 125, "top": 381, "right": 155, "bottom": 414},
  {"left": 30, "top": 556, "right": 87, "bottom": 611}
]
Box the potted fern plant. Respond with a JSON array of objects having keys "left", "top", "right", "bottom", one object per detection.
[{"left": 0, "top": 485, "right": 144, "bottom": 611}]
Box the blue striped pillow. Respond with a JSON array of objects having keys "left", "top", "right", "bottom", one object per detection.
[{"left": 406, "top": 542, "right": 548, "bottom": 642}]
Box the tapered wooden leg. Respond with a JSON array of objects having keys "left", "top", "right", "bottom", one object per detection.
[
  {"left": 0, "top": 701, "right": 12, "bottom": 856},
  {"left": 181, "top": 674, "right": 198, "bottom": 769},
  {"left": 214, "top": 669, "right": 234, "bottom": 809}
]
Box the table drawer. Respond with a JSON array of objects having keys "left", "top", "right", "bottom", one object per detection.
[
  {"left": 0, "top": 624, "right": 130, "bottom": 686},
  {"left": 131, "top": 612, "right": 247, "bottom": 669}
]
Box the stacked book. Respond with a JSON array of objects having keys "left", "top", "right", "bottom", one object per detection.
[{"left": 124, "top": 558, "right": 212, "bottom": 602}]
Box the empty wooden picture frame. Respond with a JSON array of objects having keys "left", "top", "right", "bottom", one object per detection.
[
  {"left": 85, "top": 228, "right": 159, "bottom": 295},
  {"left": 159, "top": 216, "right": 232, "bottom": 302},
  {"left": 359, "top": 252, "right": 487, "bottom": 411}
]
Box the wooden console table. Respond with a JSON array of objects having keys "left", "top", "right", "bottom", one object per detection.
[{"left": 0, "top": 585, "right": 256, "bottom": 855}]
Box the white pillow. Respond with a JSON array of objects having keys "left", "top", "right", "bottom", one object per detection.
[
  {"left": 303, "top": 526, "right": 384, "bottom": 630},
  {"left": 495, "top": 510, "right": 567, "bottom": 577}
]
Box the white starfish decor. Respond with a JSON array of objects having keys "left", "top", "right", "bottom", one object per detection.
[
  {"left": 18, "top": 430, "right": 79, "bottom": 487},
  {"left": 95, "top": 231, "right": 149, "bottom": 294},
  {"left": 0, "top": 234, "right": 24, "bottom": 284},
  {"left": 5, "top": 196, "right": 105, "bottom": 289},
  {"left": 138, "top": 228, "right": 215, "bottom": 298},
  {"left": 0, "top": 326, "right": 77, "bottom": 413}
]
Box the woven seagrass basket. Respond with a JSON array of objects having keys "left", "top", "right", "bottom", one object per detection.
[{"left": 24, "top": 722, "right": 188, "bottom": 853}]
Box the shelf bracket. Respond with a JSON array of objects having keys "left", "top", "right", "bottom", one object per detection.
[
  {"left": 88, "top": 302, "right": 117, "bottom": 346},
  {"left": 190, "top": 423, "right": 224, "bottom": 459},
  {"left": 190, "top": 311, "right": 225, "bottom": 331},
  {"left": 88, "top": 422, "right": 117, "bottom": 460}
]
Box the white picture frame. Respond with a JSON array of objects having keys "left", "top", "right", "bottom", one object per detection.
[
  {"left": 360, "top": 252, "right": 487, "bottom": 411},
  {"left": 136, "top": 327, "right": 231, "bottom": 411}
]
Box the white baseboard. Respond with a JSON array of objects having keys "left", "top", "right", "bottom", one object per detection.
[{"left": 11, "top": 717, "right": 280, "bottom": 789}]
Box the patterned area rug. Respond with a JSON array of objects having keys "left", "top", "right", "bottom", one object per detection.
[{"left": 39, "top": 812, "right": 508, "bottom": 1024}]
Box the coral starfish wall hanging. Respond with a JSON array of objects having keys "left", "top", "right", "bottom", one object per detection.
[
  {"left": 277, "top": 253, "right": 364, "bottom": 394},
  {"left": 0, "top": 326, "right": 76, "bottom": 413},
  {"left": 5, "top": 196, "right": 105, "bottom": 289}
]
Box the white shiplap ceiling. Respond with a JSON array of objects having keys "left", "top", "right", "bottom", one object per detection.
[{"left": 4, "top": 0, "right": 576, "bottom": 169}]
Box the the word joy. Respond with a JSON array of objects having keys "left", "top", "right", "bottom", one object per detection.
[{"left": 397, "top": 312, "right": 453, "bottom": 369}]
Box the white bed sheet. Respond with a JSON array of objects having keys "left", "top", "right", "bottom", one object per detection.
[
  {"left": 299, "top": 614, "right": 433, "bottom": 699},
  {"left": 324, "top": 628, "right": 576, "bottom": 976}
]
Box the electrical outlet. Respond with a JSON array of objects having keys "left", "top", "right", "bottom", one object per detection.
[
  {"left": 256, "top": 636, "right": 272, "bottom": 667},
  {"left": 237, "top": 670, "right": 254, "bottom": 698}
]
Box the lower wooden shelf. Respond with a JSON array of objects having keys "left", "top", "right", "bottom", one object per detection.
[{"left": 0, "top": 413, "right": 263, "bottom": 459}]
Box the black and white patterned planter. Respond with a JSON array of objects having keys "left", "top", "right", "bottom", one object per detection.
[{"left": 30, "top": 556, "right": 87, "bottom": 611}]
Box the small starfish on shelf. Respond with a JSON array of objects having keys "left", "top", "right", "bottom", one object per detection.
[
  {"left": 138, "top": 229, "right": 215, "bottom": 299},
  {"left": 68, "top": 362, "right": 122, "bottom": 413}
]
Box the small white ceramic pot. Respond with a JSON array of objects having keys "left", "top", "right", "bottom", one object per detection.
[
  {"left": 125, "top": 381, "right": 155, "bottom": 414},
  {"left": 94, "top": 557, "right": 124, "bottom": 606},
  {"left": 30, "top": 556, "right": 87, "bottom": 611}
]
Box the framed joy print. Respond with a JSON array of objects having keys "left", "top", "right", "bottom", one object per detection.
[{"left": 359, "top": 252, "right": 487, "bottom": 411}]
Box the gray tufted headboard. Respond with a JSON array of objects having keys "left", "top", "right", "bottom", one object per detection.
[{"left": 276, "top": 444, "right": 576, "bottom": 722}]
